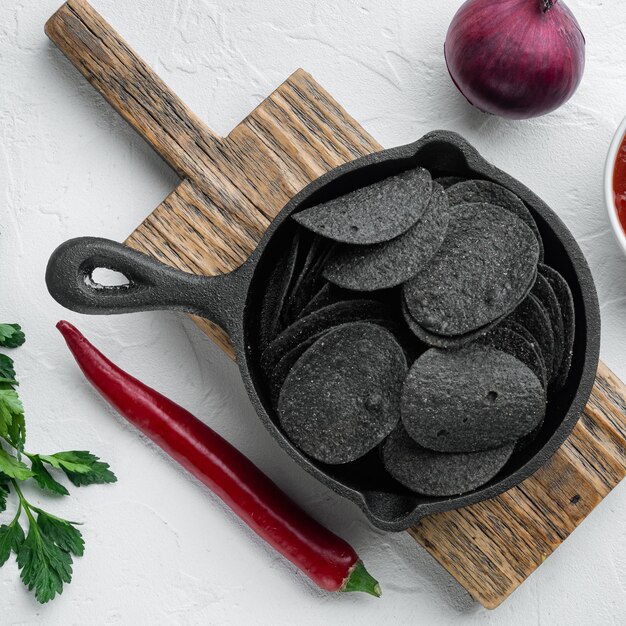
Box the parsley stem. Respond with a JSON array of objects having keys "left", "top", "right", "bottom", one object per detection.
[
  {"left": 10, "top": 478, "right": 36, "bottom": 526},
  {"left": 9, "top": 501, "right": 22, "bottom": 527}
]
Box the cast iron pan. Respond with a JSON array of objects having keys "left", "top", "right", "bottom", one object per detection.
[{"left": 45, "top": 131, "right": 601, "bottom": 532}]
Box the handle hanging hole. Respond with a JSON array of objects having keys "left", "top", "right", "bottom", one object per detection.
[{"left": 86, "top": 267, "right": 131, "bottom": 289}]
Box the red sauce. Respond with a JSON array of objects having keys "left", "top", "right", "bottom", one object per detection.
[{"left": 613, "top": 134, "right": 626, "bottom": 234}]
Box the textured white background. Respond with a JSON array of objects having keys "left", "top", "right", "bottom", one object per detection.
[{"left": 1, "top": 0, "right": 626, "bottom": 624}]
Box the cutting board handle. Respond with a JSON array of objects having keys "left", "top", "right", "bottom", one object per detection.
[{"left": 45, "top": 0, "right": 222, "bottom": 180}]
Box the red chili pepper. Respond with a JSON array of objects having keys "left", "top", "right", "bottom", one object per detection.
[{"left": 57, "top": 321, "right": 380, "bottom": 597}]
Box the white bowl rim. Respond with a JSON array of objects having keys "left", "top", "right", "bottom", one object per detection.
[{"left": 605, "top": 114, "right": 626, "bottom": 255}]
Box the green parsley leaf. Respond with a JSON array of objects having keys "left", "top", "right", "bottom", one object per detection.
[
  {"left": 0, "top": 316, "right": 115, "bottom": 603},
  {"left": 0, "top": 325, "right": 25, "bottom": 348},
  {"left": 17, "top": 523, "right": 73, "bottom": 604},
  {"left": 6, "top": 411, "right": 26, "bottom": 451},
  {"left": 39, "top": 452, "right": 91, "bottom": 474},
  {"left": 0, "top": 354, "right": 16, "bottom": 382},
  {"left": 63, "top": 462, "right": 117, "bottom": 486},
  {"left": 30, "top": 457, "right": 69, "bottom": 496},
  {"left": 0, "top": 473, "right": 9, "bottom": 513},
  {"left": 0, "top": 388, "right": 24, "bottom": 440},
  {"left": 37, "top": 511, "right": 84, "bottom": 557},
  {"left": 0, "top": 448, "right": 33, "bottom": 481},
  {"left": 41, "top": 451, "right": 117, "bottom": 486},
  {"left": 0, "top": 519, "right": 25, "bottom": 567},
  {"left": 0, "top": 387, "right": 26, "bottom": 450}
]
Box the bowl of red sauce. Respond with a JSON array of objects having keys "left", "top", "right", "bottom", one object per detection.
[{"left": 606, "top": 118, "right": 626, "bottom": 254}]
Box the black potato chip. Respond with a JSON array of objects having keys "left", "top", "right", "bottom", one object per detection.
[
  {"left": 403, "top": 203, "right": 539, "bottom": 336},
  {"left": 323, "top": 183, "right": 450, "bottom": 291},
  {"left": 401, "top": 345, "right": 546, "bottom": 453},
  {"left": 507, "top": 294, "right": 555, "bottom": 381},
  {"left": 381, "top": 425, "right": 514, "bottom": 496},
  {"left": 477, "top": 325, "right": 547, "bottom": 389},
  {"left": 446, "top": 180, "right": 544, "bottom": 260},
  {"left": 401, "top": 294, "right": 497, "bottom": 348},
  {"left": 435, "top": 176, "right": 465, "bottom": 189},
  {"left": 270, "top": 315, "right": 413, "bottom": 407},
  {"left": 539, "top": 264, "right": 575, "bottom": 389},
  {"left": 259, "top": 232, "right": 301, "bottom": 350},
  {"left": 499, "top": 319, "right": 548, "bottom": 386},
  {"left": 278, "top": 322, "right": 407, "bottom": 464},
  {"left": 284, "top": 236, "right": 334, "bottom": 324},
  {"left": 292, "top": 167, "right": 433, "bottom": 244},
  {"left": 296, "top": 283, "right": 335, "bottom": 319},
  {"left": 514, "top": 412, "right": 546, "bottom": 456},
  {"left": 531, "top": 273, "right": 565, "bottom": 383},
  {"left": 268, "top": 330, "right": 329, "bottom": 406},
  {"left": 296, "top": 283, "right": 362, "bottom": 321},
  {"left": 261, "top": 299, "right": 389, "bottom": 373}
]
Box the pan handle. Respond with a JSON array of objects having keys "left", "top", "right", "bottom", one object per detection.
[{"left": 45, "top": 237, "right": 246, "bottom": 335}]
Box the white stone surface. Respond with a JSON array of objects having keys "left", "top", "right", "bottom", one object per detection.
[{"left": 1, "top": 0, "right": 625, "bottom": 623}]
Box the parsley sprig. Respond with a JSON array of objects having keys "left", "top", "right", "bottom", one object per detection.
[{"left": 0, "top": 324, "right": 116, "bottom": 603}]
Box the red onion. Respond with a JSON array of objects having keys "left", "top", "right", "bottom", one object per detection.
[{"left": 444, "top": 0, "right": 586, "bottom": 120}]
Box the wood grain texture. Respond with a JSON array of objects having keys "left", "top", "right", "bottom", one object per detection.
[{"left": 47, "top": 0, "right": 626, "bottom": 610}]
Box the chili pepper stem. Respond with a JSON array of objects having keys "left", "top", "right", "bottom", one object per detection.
[{"left": 342, "top": 561, "right": 381, "bottom": 597}]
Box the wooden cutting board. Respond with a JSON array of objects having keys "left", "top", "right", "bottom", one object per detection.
[{"left": 46, "top": 0, "right": 626, "bottom": 609}]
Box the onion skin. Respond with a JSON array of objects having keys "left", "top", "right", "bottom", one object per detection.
[{"left": 444, "top": 0, "right": 586, "bottom": 120}]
